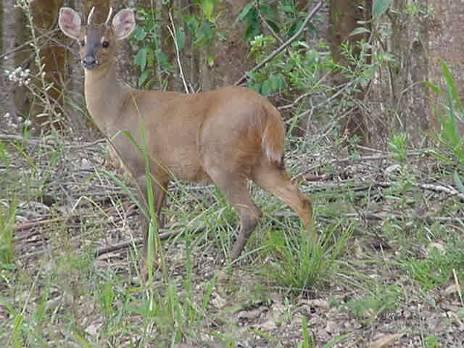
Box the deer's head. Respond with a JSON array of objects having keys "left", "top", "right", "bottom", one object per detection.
[{"left": 58, "top": 7, "right": 135, "bottom": 70}]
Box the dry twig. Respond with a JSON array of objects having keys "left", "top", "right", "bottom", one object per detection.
[{"left": 167, "top": 11, "right": 190, "bottom": 94}]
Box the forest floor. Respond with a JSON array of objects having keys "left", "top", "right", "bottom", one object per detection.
[{"left": 0, "top": 133, "right": 463, "bottom": 347}]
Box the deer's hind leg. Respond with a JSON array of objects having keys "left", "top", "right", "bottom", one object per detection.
[{"left": 205, "top": 166, "right": 262, "bottom": 260}]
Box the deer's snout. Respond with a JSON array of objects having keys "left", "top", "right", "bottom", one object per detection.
[{"left": 82, "top": 55, "right": 98, "bottom": 70}]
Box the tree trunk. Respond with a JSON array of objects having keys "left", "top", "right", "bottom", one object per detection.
[
  {"left": 389, "top": 0, "right": 431, "bottom": 146},
  {"left": 328, "top": 0, "right": 372, "bottom": 145},
  {"left": 427, "top": 0, "right": 464, "bottom": 136},
  {"left": 27, "top": 0, "right": 66, "bottom": 131},
  {"left": 1, "top": 0, "right": 25, "bottom": 127},
  {"left": 194, "top": 0, "right": 250, "bottom": 90}
]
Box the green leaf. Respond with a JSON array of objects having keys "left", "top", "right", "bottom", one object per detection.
[
  {"left": 440, "top": 62, "right": 461, "bottom": 148},
  {"left": 176, "top": 29, "right": 186, "bottom": 51},
  {"left": 132, "top": 26, "right": 147, "bottom": 41},
  {"left": 134, "top": 48, "right": 148, "bottom": 71},
  {"left": 373, "top": 0, "right": 393, "bottom": 17},
  {"left": 200, "top": 0, "right": 215, "bottom": 21},
  {"left": 441, "top": 61, "right": 463, "bottom": 112},
  {"left": 138, "top": 69, "right": 149, "bottom": 87},
  {"left": 261, "top": 79, "right": 272, "bottom": 96},
  {"left": 185, "top": 15, "right": 199, "bottom": 32},
  {"left": 194, "top": 20, "right": 214, "bottom": 46},
  {"left": 0, "top": 141, "right": 8, "bottom": 163},
  {"left": 270, "top": 73, "right": 286, "bottom": 92},
  {"left": 207, "top": 55, "right": 214, "bottom": 67},
  {"left": 237, "top": 1, "right": 255, "bottom": 22},
  {"left": 425, "top": 81, "right": 441, "bottom": 95},
  {"left": 454, "top": 171, "right": 464, "bottom": 194},
  {"left": 350, "top": 27, "right": 371, "bottom": 36}
]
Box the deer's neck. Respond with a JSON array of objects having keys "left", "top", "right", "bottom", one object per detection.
[{"left": 84, "top": 62, "right": 130, "bottom": 136}]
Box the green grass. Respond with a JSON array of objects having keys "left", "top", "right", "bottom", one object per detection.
[
  {"left": 402, "top": 239, "right": 464, "bottom": 291},
  {"left": 345, "top": 284, "right": 403, "bottom": 322},
  {"left": 0, "top": 201, "right": 16, "bottom": 270},
  {"left": 263, "top": 220, "right": 353, "bottom": 293},
  {"left": 1, "top": 127, "right": 463, "bottom": 346}
]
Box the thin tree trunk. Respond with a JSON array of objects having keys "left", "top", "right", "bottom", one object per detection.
[
  {"left": 328, "top": 0, "right": 371, "bottom": 145},
  {"left": 427, "top": 0, "right": 464, "bottom": 136},
  {"left": 28, "top": 0, "right": 66, "bottom": 131},
  {"left": 1, "top": 0, "right": 24, "bottom": 126},
  {"left": 390, "top": 0, "right": 431, "bottom": 146}
]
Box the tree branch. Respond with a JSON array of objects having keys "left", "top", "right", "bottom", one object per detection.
[{"left": 234, "top": 1, "right": 323, "bottom": 86}]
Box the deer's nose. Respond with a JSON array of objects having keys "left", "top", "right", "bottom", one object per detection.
[{"left": 82, "top": 56, "right": 97, "bottom": 69}]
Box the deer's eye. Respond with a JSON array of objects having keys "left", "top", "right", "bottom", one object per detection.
[
  {"left": 79, "top": 40, "right": 85, "bottom": 47},
  {"left": 102, "top": 41, "right": 110, "bottom": 48}
]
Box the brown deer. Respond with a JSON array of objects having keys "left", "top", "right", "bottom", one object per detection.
[{"left": 58, "top": 6, "right": 314, "bottom": 263}]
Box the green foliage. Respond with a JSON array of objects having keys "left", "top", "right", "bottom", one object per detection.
[
  {"left": 131, "top": 8, "right": 172, "bottom": 88},
  {"left": 247, "top": 36, "right": 334, "bottom": 96},
  {"left": 427, "top": 62, "right": 464, "bottom": 195},
  {"left": 237, "top": 1, "right": 331, "bottom": 98},
  {"left": 0, "top": 141, "right": 10, "bottom": 164},
  {"left": 237, "top": 1, "right": 260, "bottom": 41},
  {"left": 196, "top": 0, "right": 218, "bottom": 22},
  {"left": 0, "top": 201, "right": 16, "bottom": 270},
  {"left": 424, "top": 335, "right": 440, "bottom": 348},
  {"left": 185, "top": 15, "right": 215, "bottom": 47},
  {"left": 238, "top": 0, "right": 309, "bottom": 42},
  {"left": 437, "top": 62, "right": 464, "bottom": 166},
  {"left": 388, "top": 133, "right": 408, "bottom": 163},
  {"left": 97, "top": 280, "right": 115, "bottom": 318},
  {"left": 133, "top": 2, "right": 221, "bottom": 87},
  {"left": 373, "top": 0, "right": 393, "bottom": 17}
]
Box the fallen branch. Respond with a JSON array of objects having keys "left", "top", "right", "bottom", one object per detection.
[
  {"left": 95, "top": 237, "right": 143, "bottom": 256},
  {"left": 95, "top": 227, "right": 205, "bottom": 257},
  {"left": 234, "top": 1, "right": 323, "bottom": 86},
  {"left": 293, "top": 149, "right": 431, "bottom": 180},
  {"left": 304, "top": 179, "right": 464, "bottom": 202},
  {"left": 368, "top": 181, "right": 464, "bottom": 201}
]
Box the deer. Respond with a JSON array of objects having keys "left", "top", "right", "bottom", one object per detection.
[{"left": 58, "top": 6, "right": 315, "bottom": 267}]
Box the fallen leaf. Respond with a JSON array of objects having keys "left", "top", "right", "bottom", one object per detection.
[
  {"left": 426, "top": 242, "right": 445, "bottom": 256},
  {"left": 237, "top": 307, "right": 267, "bottom": 321},
  {"left": 325, "top": 320, "right": 338, "bottom": 334},
  {"left": 369, "top": 333, "right": 403, "bottom": 348},
  {"left": 443, "top": 284, "right": 459, "bottom": 297},
  {"left": 259, "top": 318, "right": 277, "bottom": 331},
  {"left": 211, "top": 292, "right": 227, "bottom": 309},
  {"left": 304, "top": 299, "right": 330, "bottom": 309},
  {"left": 85, "top": 321, "right": 103, "bottom": 336}
]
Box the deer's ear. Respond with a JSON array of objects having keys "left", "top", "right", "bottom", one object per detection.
[
  {"left": 112, "top": 9, "right": 135, "bottom": 41},
  {"left": 58, "top": 7, "right": 81, "bottom": 40}
]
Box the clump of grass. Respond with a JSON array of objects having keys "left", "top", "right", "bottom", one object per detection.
[
  {"left": 263, "top": 221, "right": 353, "bottom": 293},
  {"left": 402, "top": 239, "right": 464, "bottom": 291},
  {"left": 0, "top": 201, "right": 16, "bottom": 271},
  {"left": 345, "top": 284, "right": 402, "bottom": 322}
]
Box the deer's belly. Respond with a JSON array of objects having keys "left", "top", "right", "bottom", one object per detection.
[{"left": 163, "top": 153, "right": 211, "bottom": 184}]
